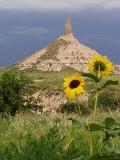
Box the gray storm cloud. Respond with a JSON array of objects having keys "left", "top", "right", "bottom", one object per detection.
[{"left": 0, "top": 0, "right": 120, "bottom": 10}]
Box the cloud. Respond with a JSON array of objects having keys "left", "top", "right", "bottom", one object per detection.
[
  {"left": 0, "top": 0, "right": 120, "bottom": 10},
  {"left": 9, "top": 27, "right": 53, "bottom": 35},
  {"left": 0, "top": 26, "right": 54, "bottom": 44}
]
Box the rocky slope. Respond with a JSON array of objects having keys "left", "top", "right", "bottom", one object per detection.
[
  {"left": 16, "top": 17, "right": 98, "bottom": 72},
  {"left": 16, "top": 17, "right": 120, "bottom": 74}
]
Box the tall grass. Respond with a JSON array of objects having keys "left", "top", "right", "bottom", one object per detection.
[{"left": 0, "top": 112, "right": 120, "bottom": 160}]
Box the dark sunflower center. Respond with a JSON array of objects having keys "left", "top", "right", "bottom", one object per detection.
[
  {"left": 95, "top": 61, "right": 106, "bottom": 71},
  {"left": 70, "top": 80, "right": 80, "bottom": 89}
]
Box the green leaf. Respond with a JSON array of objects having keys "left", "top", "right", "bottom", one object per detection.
[
  {"left": 108, "top": 130, "right": 120, "bottom": 137},
  {"left": 86, "top": 123, "right": 103, "bottom": 131},
  {"left": 68, "top": 118, "right": 85, "bottom": 127},
  {"left": 104, "top": 117, "right": 115, "bottom": 129},
  {"left": 91, "top": 154, "right": 119, "bottom": 160},
  {"left": 103, "top": 131, "right": 110, "bottom": 142},
  {"left": 103, "top": 80, "right": 119, "bottom": 88},
  {"left": 115, "top": 120, "right": 120, "bottom": 126},
  {"left": 81, "top": 72, "right": 100, "bottom": 83}
]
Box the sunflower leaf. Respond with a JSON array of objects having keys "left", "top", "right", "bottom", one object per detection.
[
  {"left": 102, "top": 80, "right": 119, "bottom": 88},
  {"left": 104, "top": 117, "right": 115, "bottom": 129},
  {"left": 81, "top": 72, "right": 100, "bottom": 83},
  {"left": 91, "top": 154, "right": 120, "bottom": 160},
  {"left": 115, "top": 120, "right": 120, "bottom": 126},
  {"left": 86, "top": 123, "right": 103, "bottom": 131},
  {"left": 68, "top": 118, "right": 85, "bottom": 127},
  {"left": 108, "top": 130, "right": 120, "bottom": 137}
]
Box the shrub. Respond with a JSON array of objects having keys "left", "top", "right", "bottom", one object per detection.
[
  {"left": 24, "top": 96, "right": 44, "bottom": 114},
  {"left": 89, "top": 88, "right": 120, "bottom": 111},
  {"left": 0, "top": 70, "right": 28, "bottom": 116}
]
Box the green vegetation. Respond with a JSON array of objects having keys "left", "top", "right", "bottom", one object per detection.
[
  {"left": 0, "top": 113, "right": 120, "bottom": 160},
  {"left": 0, "top": 67, "right": 120, "bottom": 159},
  {"left": 0, "top": 71, "right": 28, "bottom": 116},
  {"left": 0, "top": 67, "right": 120, "bottom": 91},
  {"left": 0, "top": 71, "right": 43, "bottom": 116},
  {"left": 20, "top": 67, "right": 79, "bottom": 90}
]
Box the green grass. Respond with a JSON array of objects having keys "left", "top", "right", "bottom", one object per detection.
[
  {"left": 0, "top": 68, "right": 120, "bottom": 159},
  {"left": 0, "top": 66, "right": 120, "bottom": 90},
  {"left": 0, "top": 112, "right": 120, "bottom": 160},
  {"left": 21, "top": 69, "right": 120, "bottom": 92},
  {"left": 1, "top": 68, "right": 120, "bottom": 111},
  {"left": 25, "top": 70, "right": 120, "bottom": 112},
  {"left": 20, "top": 67, "right": 80, "bottom": 90}
]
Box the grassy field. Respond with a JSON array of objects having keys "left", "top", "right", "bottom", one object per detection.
[
  {"left": 0, "top": 67, "right": 78, "bottom": 90},
  {"left": 21, "top": 69, "right": 120, "bottom": 113},
  {"left": 0, "top": 112, "right": 120, "bottom": 160},
  {"left": 0, "top": 67, "right": 120, "bottom": 159},
  {"left": 20, "top": 68, "right": 120, "bottom": 92},
  {"left": 0, "top": 66, "right": 120, "bottom": 90}
]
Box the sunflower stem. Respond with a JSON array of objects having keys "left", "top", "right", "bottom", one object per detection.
[
  {"left": 67, "top": 100, "right": 69, "bottom": 116},
  {"left": 76, "top": 96, "right": 81, "bottom": 115},
  {"left": 87, "top": 119, "right": 93, "bottom": 156},
  {"left": 93, "top": 91, "right": 99, "bottom": 121},
  {"left": 93, "top": 67, "right": 100, "bottom": 121},
  {"left": 78, "top": 103, "right": 81, "bottom": 116}
]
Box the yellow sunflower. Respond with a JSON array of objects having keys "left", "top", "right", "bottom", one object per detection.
[
  {"left": 89, "top": 54, "right": 114, "bottom": 77},
  {"left": 63, "top": 73, "right": 85, "bottom": 100}
]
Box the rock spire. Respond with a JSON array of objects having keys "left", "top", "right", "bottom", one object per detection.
[
  {"left": 16, "top": 16, "right": 99, "bottom": 72},
  {"left": 64, "top": 16, "right": 73, "bottom": 35}
]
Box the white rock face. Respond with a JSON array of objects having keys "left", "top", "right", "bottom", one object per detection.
[
  {"left": 17, "top": 48, "right": 47, "bottom": 70},
  {"left": 16, "top": 17, "right": 120, "bottom": 73},
  {"left": 17, "top": 34, "right": 97, "bottom": 72}
]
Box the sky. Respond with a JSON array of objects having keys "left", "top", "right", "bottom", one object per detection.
[{"left": 0, "top": 0, "right": 120, "bottom": 66}]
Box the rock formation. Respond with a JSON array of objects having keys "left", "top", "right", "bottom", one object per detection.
[
  {"left": 114, "top": 65, "right": 120, "bottom": 74},
  {"left": 64, "top": 16, "right": 73, "bottom": 35},
  {"left": 16, "top": 17, "right": 120, "bottom": 73}
]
